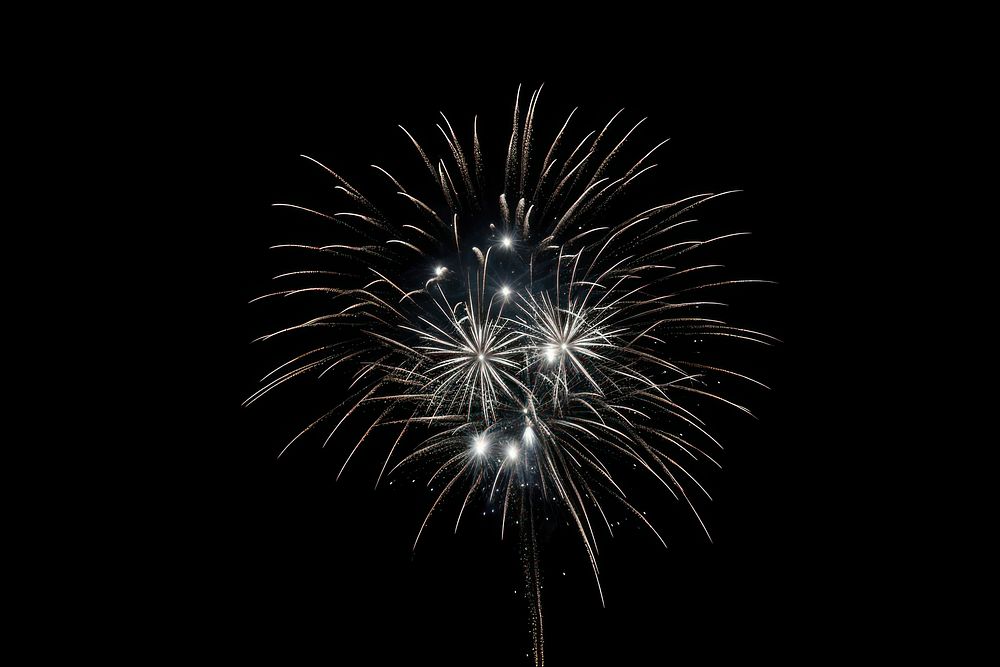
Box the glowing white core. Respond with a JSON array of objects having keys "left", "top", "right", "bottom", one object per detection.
[
  {"left": 501, "top": 286, "right": 511, "bottom": 297},
  {"left": 477, "top": 354, "right": 485, "bottom": 361},
  {"left": 544, "top": 348, "right": 557, "bottom": 363},
  {"left": 501, "top": 236, "right": 512, "bottom": 248},
  {"left": 435, "top": 265, "right": 445, "bottom": 276},
  {"left": 473, "top": 436, "right": 487, "bottom": 455},
  {"left": 507, "top": 445, "right": 519, "bottom": 460},
  {"left": 560, "top": 342, "right": 567, "bottom": 351}
]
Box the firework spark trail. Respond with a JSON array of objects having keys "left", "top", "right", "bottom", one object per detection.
[{"left": 250, "top": 86, "right": 771, "bottom": 665}]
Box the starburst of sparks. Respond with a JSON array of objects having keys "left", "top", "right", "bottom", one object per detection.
[{"left": 248, "top": 85, "right": 773, "bottom": 665}]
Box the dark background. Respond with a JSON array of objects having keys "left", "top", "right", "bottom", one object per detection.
[{"left": 213, "top": 59, "right": 836, "bottom": 664}]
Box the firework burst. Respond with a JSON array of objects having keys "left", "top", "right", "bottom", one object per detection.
[{"left": 248, "top": 85, "right": 773, "bottom": 665}]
